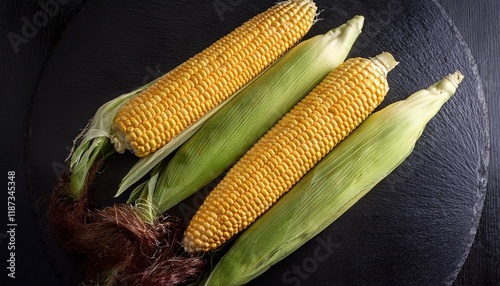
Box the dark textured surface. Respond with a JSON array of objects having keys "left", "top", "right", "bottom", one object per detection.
[
  {"left": 0, "top": 1, "right": 85, "bottom": 285},
  {"left": 440, "top": 1, "right": 500, "bottom": 285},
  {"left": 0, "top": 0, "right": 496, "bottom": 285}
]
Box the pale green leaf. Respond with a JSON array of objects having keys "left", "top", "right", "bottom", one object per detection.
[{"left": 67, "top": 80, "right": 157, "bottom": 197}]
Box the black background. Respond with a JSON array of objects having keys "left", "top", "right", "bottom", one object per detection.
[{"left": 0, "top": 0, "right": 498, "bottom": 285}]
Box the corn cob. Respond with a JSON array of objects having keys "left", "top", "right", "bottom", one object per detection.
[
  {"left": 183, "top": 52, "right": 398, "bottom": 253},
  {"left": 203, "top": 72, "right": 464, "bottom": 286},
  {"left": 111, "top": 0, "right": 317, "bottom": 157},
  {"left": 150, "top": 16, "right": 365, "bottom": 213}
]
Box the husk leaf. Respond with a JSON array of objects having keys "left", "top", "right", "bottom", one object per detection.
[{"left": 68, "top": 81, "right": 157, "bottom": 197}]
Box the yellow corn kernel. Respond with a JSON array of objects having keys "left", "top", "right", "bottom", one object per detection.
[
  {"left": 111, "top": 0, "right": 317, "bottom": 157},
  {"left": 183, "top": 52, "right": 398, "bottom": 253}
]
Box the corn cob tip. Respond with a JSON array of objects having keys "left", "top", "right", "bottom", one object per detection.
[
  {"left": 111, "top": 132, "right": 128, "bottom": 154},
  {"left": 446, "top": 71, "right": 464, "bottom": 88},
  {"left": 371, "top": 52, "right": 398, "bottom": 75},
  {"left": 324, "top": 15, "right": 364, "bottom": 38},
  {"left": 432, "top": 70, "right": 464, "bottom": 99},
  {"left": 346, "top": 15, "right": 365, "bottom": 31}
]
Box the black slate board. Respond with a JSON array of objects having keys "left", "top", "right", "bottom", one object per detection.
[{"left": 25, "top": 0, "right": 489, "bottom": 285}]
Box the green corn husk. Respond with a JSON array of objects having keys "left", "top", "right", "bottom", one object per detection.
[
  {"left": 67, "top": 81, "right": 158, "bottom": 197},
  {"left": 143, "top": 16, "right": 366, "bottom": 213},
  {"left": 203, "top": 71, "right": 464, "bottom": 286}
]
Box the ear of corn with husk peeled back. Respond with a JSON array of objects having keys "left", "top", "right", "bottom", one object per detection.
[
  {"left": 183, "top": 52, "right": 398, "bottom": 253},
  {"left": 203, "top": 71, "right": 464, "bottom": 286},
  {"left": 111, "top": 0, "right": 318, "bottom": 158}
]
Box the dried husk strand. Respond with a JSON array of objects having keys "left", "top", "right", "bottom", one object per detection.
[
  {"left": 48, "top": 157, "right": 105, "bottom": 252},
  {"left": 70, "top": 204, "right": 206, "bottom": 286},
  {"left": 203, "top": 71, "right": 464, "bottom": 286},
  {"left": 49, "top": 160, "right": 206, "bottom": 285},
  {"left": 48, "top": 83, "right": 152, "bottom": 273}
]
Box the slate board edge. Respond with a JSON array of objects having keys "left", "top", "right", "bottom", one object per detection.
[{"left": 430, "top": 0, "right": 491, "bottom": 284}]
